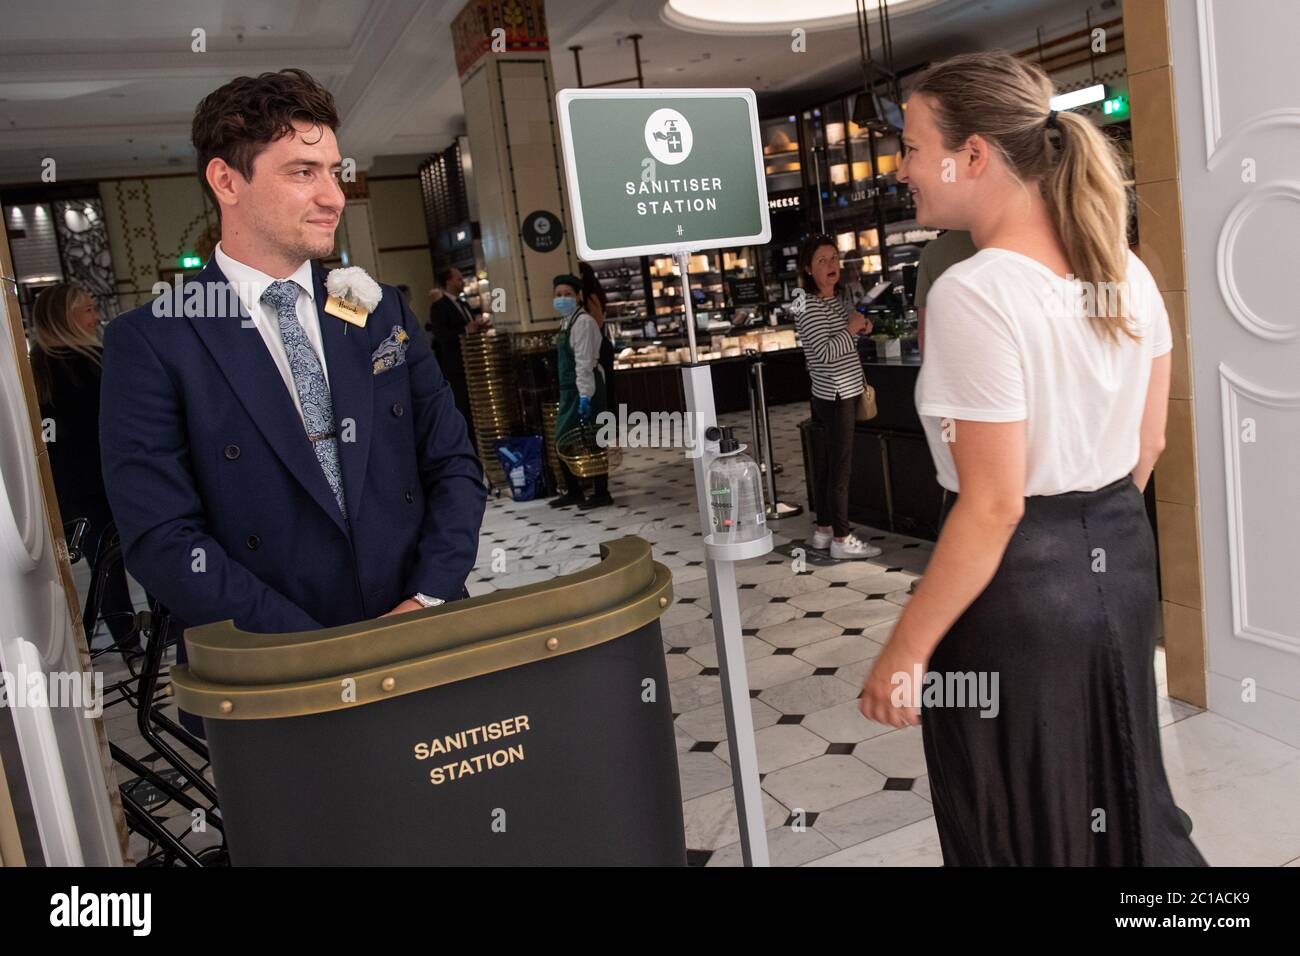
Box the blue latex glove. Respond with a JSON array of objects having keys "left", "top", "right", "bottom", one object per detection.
[{"left": 578, "top": 395, "right": 591, "bottom": 420}]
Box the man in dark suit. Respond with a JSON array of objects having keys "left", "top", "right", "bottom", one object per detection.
[
  {"left": 426, "top": 266, "right": 486, "bottom": 438},
  {"left": 100, "top": 68, "right": 485, "bottom": 656}
]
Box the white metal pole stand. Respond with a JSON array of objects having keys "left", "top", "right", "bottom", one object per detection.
[{"left": 675, "top": 249, "right": 771, "bottom": 867}]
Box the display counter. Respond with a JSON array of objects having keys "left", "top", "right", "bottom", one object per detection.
[
  {"left": 800, "top": 354, "right": 946, "bottom": 541},
  {"left": 799, "top": 353, "right": 1163, "bottom": 547},
  {"left": 615, "top": 325, "right": 798, "bottom": 368},
  {"left": 614, "top": 345, "right": 811, "bottom": 415}
]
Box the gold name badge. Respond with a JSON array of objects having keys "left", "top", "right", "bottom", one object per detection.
[{"left": 324, "top": 294, "right": 369, "bottom": 328}]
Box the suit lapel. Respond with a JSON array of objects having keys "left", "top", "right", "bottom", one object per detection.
[
  {"left": 312, "top": 262, "right": 374, "bottom": 524},
  {"left": 187, "top": 260, "right": 350, "bottom": 535}
]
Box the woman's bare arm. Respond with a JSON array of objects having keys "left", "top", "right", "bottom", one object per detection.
[
  {"left": 886, "top": 418, "right": 1027, "bottom": 659},
  {"left": 1132, "top": 353, "right": 1171, "bottom": 493}
]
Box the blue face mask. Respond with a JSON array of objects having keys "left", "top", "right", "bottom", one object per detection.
[{"left": 554, "top": 296, "right": 577, "bottom": 315}]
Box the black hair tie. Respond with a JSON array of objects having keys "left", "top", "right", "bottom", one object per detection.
[{"left": 1044, "top": 110, "right": 1060, "bottom": 131}]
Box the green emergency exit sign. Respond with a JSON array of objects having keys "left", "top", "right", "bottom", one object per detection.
[{"left": 555, "top": 88, "right": 771, "bottom": 260}]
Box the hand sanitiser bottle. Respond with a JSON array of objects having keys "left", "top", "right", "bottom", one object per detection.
[{"left": 706, "top": 426, "right": 767, "bottom": 544}]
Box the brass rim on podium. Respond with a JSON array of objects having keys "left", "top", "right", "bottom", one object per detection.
[
  {"left": 169, "top": 537, "right": 672, "bottom": 719},
  {"left": 460, "top": 333, "right": 520, "bottom": 486}
]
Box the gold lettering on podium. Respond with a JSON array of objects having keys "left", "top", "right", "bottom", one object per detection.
[
  {"left": 428, "top": 745, "right": 526, "bottom": 785},
  {"left": 412, "top": 714, "right": 533, "bottom": 785}
]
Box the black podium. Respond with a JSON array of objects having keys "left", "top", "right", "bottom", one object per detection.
[{"left": 170, "top": 537, "right": 686, "bottom": 865}]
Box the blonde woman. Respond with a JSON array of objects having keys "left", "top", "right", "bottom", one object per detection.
[
  {"left": 858, "top": 53, "right": 1205, "bottom": 866},
  {"left": 30, "top": 284, "right": 135, "bottom": 641}
]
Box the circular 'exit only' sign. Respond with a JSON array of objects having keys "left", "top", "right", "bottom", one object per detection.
[{"left": 522, "top": 210, "right": 564, "bottom": 252}]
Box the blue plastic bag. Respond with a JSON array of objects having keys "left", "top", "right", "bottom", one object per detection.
[{"left": 494, "top": 435, "right": 545, "bottom": 501}]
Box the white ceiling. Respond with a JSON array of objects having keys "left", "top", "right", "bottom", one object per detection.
[{"left": 0, "top": 0, "right": 1111, "bottom": 184}]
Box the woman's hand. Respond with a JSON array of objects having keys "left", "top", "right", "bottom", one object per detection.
[
  {"left": 847, "top": 312, "right": 867, "bottom": 336},
  {"left": 859, "top": 632, "right": 929, "bottom": 728},
  {"left": 863, "top": 316, "right": 873, "bottom": 335}
]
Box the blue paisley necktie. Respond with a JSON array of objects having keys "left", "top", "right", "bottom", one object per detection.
[{"left": 261, "top": 280, "right": 347, "bottom": 519}]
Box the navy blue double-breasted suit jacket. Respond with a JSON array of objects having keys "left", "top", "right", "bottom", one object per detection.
[{"left": 99, "top": 259, "right": 486, "bottom": 639}]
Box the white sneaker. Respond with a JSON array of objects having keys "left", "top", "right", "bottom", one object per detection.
[
  {"left": 830, "top": 533, "right": 883, "bottom": 560},
  {"left": 810, "top": 526, "right": 832, "bottom": 550}
]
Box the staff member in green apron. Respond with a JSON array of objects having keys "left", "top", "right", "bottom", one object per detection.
[{"left": 549, "top": 273, "right": 613, "bottom": 509}]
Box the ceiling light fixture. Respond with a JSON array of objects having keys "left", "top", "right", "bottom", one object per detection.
[
  {"left": 1050, "top": 83, "right": 1107, "bottom": 111},
  {"left": 662, "top": 0, "right": 937, "bottom": 35}
]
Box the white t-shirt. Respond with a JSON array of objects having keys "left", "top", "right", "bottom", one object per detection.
[{"left": 915, "top": 248, "right": 1172, "bottom": 496}]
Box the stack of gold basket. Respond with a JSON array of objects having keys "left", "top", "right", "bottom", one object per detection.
[
  {"left": 461, "top": 332, "right": 520, "bottom": 488},
  {"left": 542, "top": 402, "right": 564, "bottom": 486}
]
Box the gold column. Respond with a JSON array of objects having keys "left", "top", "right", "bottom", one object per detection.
[
  {"left": 450, "top": 0, "right": 578, "bottom": 331},
  {"left": 1123, "top": 0, "right": 1206, "bottom": 707}
]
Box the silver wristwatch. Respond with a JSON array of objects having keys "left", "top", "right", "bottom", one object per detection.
[{"left": 411, "top": 593, "right": 444, "bottom": 608}]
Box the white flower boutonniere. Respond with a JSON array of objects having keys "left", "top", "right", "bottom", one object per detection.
[{"left": 324, "top": 266, "right": 383, "bottom": 330}]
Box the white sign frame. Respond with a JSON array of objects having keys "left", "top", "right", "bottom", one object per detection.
[{"left": 554, "top": 87, "right": 772, "bottom": 261}]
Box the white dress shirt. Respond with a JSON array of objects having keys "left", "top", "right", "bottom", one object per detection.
[
  {"left": 214, "top": 242, "right": 329, "bottom": 424},
  {"left": 564, "top": 307, "right": 603, "bottom": 400}
]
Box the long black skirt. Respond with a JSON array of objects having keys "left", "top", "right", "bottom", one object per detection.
[{"left": 921, "top": 475, "right": 1207, "bottom": 866}]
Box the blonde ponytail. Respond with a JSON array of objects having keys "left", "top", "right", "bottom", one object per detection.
[
  {"left": 912, "top": 52, "right": 1136, "bottom": 344},
  {"left": 1044, "top": 109, "right": 1133, "bottom": 342}
]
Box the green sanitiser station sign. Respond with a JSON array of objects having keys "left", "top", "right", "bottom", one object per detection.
[
  {"left": 555, "top": 88, "right": 772, "bottom": 260},
  {"left": 556, "top": 87, "right": 775, "bottom": 866}
]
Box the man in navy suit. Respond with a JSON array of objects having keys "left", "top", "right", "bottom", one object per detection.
[{"left": 100, "top": 68, "right": 486, "bottom": 652}]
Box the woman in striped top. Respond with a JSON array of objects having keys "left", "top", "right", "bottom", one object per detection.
[{"left": 795, "top": 235, "right": 882, "bottom": 560}]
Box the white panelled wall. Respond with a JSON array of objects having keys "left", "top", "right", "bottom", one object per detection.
[
  {"left": 1169, "top": 0, "right": 1300, "bottom": 746},
  {"left": 0, "top": 257, "right": 122, "bottom": 865}
]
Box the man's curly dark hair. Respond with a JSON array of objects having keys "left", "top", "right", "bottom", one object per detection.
[{"left": 191, "top": 68, "right": 340, "bottom": 214}]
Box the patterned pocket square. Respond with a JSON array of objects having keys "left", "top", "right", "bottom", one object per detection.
[{"left": 371, "top": 326, "right": 410, "bottom": 374}]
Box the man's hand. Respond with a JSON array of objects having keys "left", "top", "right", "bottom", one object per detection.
[{"left": 381, "top": 598, "right": 423, "bottom": 617}]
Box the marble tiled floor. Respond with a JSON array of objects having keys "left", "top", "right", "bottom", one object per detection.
[
  {"left": 81, "top": 401, "right": 1300, "bottom": 866},
  {"left": 467, "top": 401, "right": 1300, "bottom": 867}
]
